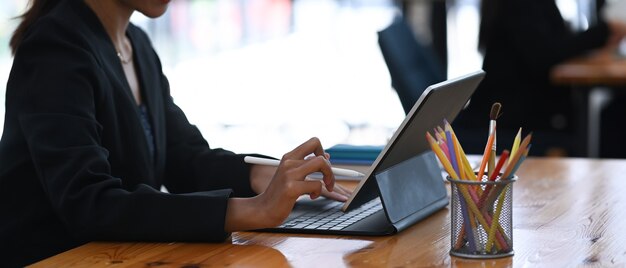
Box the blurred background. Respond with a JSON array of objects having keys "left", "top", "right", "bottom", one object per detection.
[{"left": 0, "top": 0, "right": 589, "bottom": 157}]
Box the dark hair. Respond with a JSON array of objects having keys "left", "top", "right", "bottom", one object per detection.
[
  {"left": 478, "top": 0, "right": 499, "bottom": 55},
  {"left": 10, "top": 0, "right": 62, "bottom": 55}
]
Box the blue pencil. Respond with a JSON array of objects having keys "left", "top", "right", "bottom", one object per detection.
[
  {"left": 445, "top": 127, "right": 460, "bottom": 177},
  {"left": 458, "top": 191, "right": 477, "bottom": 252}
]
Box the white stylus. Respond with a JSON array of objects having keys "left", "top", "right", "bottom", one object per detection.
[{"left": 244, "top": 156, "right": 365, "bottom": 178}]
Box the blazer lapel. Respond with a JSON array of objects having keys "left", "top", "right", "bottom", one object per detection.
[
  {"left": 77, "top": 0, "right": 160, "bottom": 187},
  {"left": 98, "top": 36, "right": 158, "bottom": 185},
  {"left": 130, "top": 33, "right": 166, "bottom": 184}
]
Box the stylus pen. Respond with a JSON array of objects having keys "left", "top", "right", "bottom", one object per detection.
[{"left": 244, "top": 156, "right": 365, "bottom": 177}]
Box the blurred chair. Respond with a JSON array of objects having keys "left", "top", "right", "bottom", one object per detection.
[{"left": 378, "top": 15, "right": 446, "bottom": 114}]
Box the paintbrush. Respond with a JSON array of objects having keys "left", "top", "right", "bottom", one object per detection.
[{"left": 488, "top": 103, "right": 501, "bottom": 178}]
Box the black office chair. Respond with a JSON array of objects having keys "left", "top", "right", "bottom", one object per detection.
[{"left": 378, "top": 16, "right": 446, "bottom": 114}]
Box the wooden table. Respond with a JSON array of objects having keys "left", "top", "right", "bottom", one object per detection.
[
  {"left": 32, "top": 157, "right": 626, "bottom": 267},
  {"left": 551, "top": 50, "right": 626, "bottom": 85},
  {"left": 550, "top": 50, "right": 626, "bottom": 157}
]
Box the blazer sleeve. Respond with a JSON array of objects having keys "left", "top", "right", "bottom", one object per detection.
[{"left": 14, "top": 21, "right": 233, "bottom": 242}]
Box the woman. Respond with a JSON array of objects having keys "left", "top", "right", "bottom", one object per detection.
[
  {"left": 0, "top": 0, "right": 351, "bottom": 266},
  {"left": 453, "top": 0, "right": 626, "bottom": 156}
]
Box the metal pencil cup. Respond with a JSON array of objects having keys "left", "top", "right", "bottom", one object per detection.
[{"left": 447, "top": 174, "right": 516, "bottom": 258}]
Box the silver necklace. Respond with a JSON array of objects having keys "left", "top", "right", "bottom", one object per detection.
[{"left": 117, "top": 51, "right": 132, "bottom": 64}]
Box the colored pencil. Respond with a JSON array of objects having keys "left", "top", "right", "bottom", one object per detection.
[
  {"left": 446, "top": 120, "right": 478, "bottom": 182},
  {"left": 426, "top": 132, "right": 458, "bottom": 179},
  {"left": 445, "top": 127, "right": 460, "bottom": 177},
  {"left": 477, "top": 150, "right": 510, "bottom": 208},
  {"left": 486, "top": 183, "right": 511, "bottom": 252},
  {"left": 476, "top": 131, "right": 495, "bottom": 181},
  {"left": 458, "top": 193, "right": 477, "bottom": 252},
  {"left": 509, "top": 128, "right": 522, "bottom": 164},
  {"left": 507, "top": 144, "right": 531, "bottom": 178},
  {"left": 502, "top": 133, "right": 532, "bottom": 179},
  {"left": 437, "top": 136, "right": 452, "bottom": 163}
]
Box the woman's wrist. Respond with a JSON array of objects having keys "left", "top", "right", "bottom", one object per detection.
[
  {"left": 224, "top": 194, "right": 283, "bottom": 232},
  {"left": 225, "top": 197, "right": 256, "bottom": 232}
]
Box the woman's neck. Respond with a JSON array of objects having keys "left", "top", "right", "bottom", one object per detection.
[{"left": 83, "top": 0, "right": 133, "bottom": 52}]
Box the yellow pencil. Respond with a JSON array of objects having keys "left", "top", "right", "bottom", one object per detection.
[
  {"left": 509, "top": 128, "right": 522, "bottom": 164},
  {"left": 503, "top": 133, "right": 532, "bottom": 179},
  {"left": 447, "top": 124, "right": 465, "bottom": 180},
  {"left": 426, "top": 132, "right": 458, "bottom": 179},
  {"left": 447, "top": 123, "right": 479, "bottom": 182},
  {"left": 486, "top": 184, "right": 510, "bottom": 252}
]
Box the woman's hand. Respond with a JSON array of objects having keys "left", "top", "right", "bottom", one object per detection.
[
  {"left": 309, "top": 177, "right": 352, "bottom": 202},
  {"left": 249, "top": 157, "right": 352, "bottom": 202},
  {"left": 226, "top": 137, "right": 346, "bottom": 232}
]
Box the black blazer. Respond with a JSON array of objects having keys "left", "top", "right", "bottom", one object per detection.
[{"left": 0, "top": 0, "right": 258, "bottom": 266}]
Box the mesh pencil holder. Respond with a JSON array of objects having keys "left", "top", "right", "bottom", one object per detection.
[{"left": 447, "top": 174, "right": 516, "bottom": 259}]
